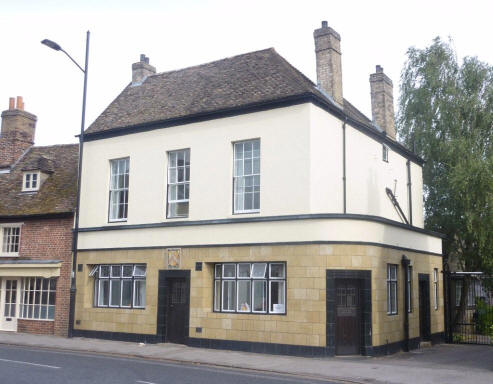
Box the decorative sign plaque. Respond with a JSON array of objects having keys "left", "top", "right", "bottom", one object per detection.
[{"left": 167, "top": 248, "right": 181, "bottom": 269}]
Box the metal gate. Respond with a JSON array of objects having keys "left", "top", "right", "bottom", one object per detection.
[{"left": 445, "top": 273, "right": 492, "bottom": 345}]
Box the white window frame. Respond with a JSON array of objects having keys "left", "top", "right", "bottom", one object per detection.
[
  {"left": 92, "top": 264, "right": 146, "bottom": 309},
  {"left": 233, "top": 139, "right": 260, "bottom": 214},
  {"left": 20, "top": 277, "right": 57, "bottom": 321},
  {"left": 214, "top": 262, "right": 285, "bottom": 315},
  {"left": 387, "top": 264, "right": 398, "bottom": 315},
  {"left": 22, "top": 171, "right": 41, "bottom": 192},
  {"left": 167, "top": 149, "right": 191, "bottom": 218},
  {"left": 433, "top": 268, "right": 438, "bottom": 310},
  {"left": 0, "top": 224, "right": 22, "bottom": 257},
  {"left": 108, "top": 158, "right": 130, "bottom": 222}
]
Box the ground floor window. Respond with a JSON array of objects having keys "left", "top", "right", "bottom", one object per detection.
[
  {"left": 407, "top": 266, "right": 413, "bottom": 313},
  {"left": 387, "top": 264, "right": 398, "bottom": 315},
  {"left": 90, "top": 264, "right": 146, "bottom": 308},
  {"left": 20, "top": 277, "right": 57, "bottom": 320},
  {"left": 213, "top": 262, "right": 286, "bottom": 314},
  {"left": 433, "top": 268, "right": 438, "bottom": 310}
]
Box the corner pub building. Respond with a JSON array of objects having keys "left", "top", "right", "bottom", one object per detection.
[{"left": 72, "top": 22, "right": 444, "bottom": 356}]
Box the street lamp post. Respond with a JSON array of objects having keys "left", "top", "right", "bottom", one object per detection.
[{"left": 42, "top": 31, "right": 90, "bottom": 338}]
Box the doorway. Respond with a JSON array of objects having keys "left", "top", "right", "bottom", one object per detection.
[
  {"left": 327, "top": 270, "right": 372, "bottom": 356},
  {"left": 419, "top": 274, "right": 431, "bottom": 341},
  {"left": 0, "top": 278, "right": 21, "bottom": 332},
  {"left": 335, "top": 279, "right": 361, "bottom": 355},
  {"left": 157, "top": 270, "right": 190, "bottom": 344}
]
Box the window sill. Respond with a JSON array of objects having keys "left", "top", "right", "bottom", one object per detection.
[
  {"left": 93, "top": 306, "right": 146, "bottom": 310},
  {"left": 0, "top": 254, "right": 19, "bottom": 257},
  {"left": 107, "top": 219, "right": 128, "bottom": 224},
  {"left": 233, "top": 210, "right": 260, "bottom": 215},
  {"left": 213, "top": 310, "right": 286, "bottom": 316},
  {"left": 19, "top": 318, "right": 54, "bottom": 322}
]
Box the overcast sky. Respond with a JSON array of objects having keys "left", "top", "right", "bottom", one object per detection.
[{"left": 1, "top": 0, "right": 492, "bottom": 146}]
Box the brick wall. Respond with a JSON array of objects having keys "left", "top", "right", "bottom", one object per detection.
[
  {"left": 14, "top": 216, "right": 74, "bottom": 336},
  {"left": 17, "top": 319, "right": 54, "bottom": 335}
]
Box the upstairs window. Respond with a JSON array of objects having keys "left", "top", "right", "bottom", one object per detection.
[
  {"left": 233, "top": 139, "right": 260, "bottom": 213},
  {"left": 1, "top": 226, "right": 21, "bottom": 255},
  {"left": 23, "top": 171, "right": 40, "bottom": 191},
  {"left": 387, "top": 264, "right": 398, "bottom": 315},
  {"left": 167, "top": 149, "right": 190, "bottom": 218},
  {"left": 382, "top": 144, "right": 389, "bottom": 162},
  {"left": 109, "top": 158, "right": 129, "bottom": 222}
]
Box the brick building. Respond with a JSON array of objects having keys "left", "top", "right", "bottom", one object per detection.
[{"left": 0, "top": 97, "right": 78, "bottom": 336}]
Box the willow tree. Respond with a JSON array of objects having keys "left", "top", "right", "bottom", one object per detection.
[{"left": 397, "top": 37, "right": 493, "bottom": 276}]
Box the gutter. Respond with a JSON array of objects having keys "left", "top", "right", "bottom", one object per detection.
[{"left": 81, "top": 93, "right": 425, "bottom": 166}]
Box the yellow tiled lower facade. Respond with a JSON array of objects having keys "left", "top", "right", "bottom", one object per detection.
[{"left": 74, "top": 244, "right": 444, "bottom": 352}]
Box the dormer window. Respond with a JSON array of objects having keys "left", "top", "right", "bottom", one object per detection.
[{"left": 23, "top": 171, "right": 40, "bottom": 192}]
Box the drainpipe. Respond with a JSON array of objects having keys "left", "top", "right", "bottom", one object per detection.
[
  {"left": 401, "top": 255, "right": 410, "bottom": 352},
  {"left": 342, "top": 118, "right": 347, "bottom": 213},
  {"left": 406, "top": 160, "right": 413, "bottom": 226}
]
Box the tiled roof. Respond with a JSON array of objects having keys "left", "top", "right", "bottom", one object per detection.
[
  {"left": 87, "top": 48, "right": 375, "bottom": 134},
  {"left": 0, "top": 144, "right": 78, "bottom": 217},
  {"left": 84, "top": 48, "right": 421, "bottom": 162}
]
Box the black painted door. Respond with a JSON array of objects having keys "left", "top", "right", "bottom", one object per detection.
[
  {"left": 419, "top": 274, "right": 431, "bottom": 341},
  {"left": 335, "top": 279, "right": 361, "bottom": 355},
  {"left": 165, "top": 277, "right": 189, "bottom": 344}
]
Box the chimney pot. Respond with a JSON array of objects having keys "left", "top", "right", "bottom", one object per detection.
[
  {"left": 16, "top": 96, "right": 23, "bottom": 110},
  {"left": 313, "top": 22, "right": 343, "bottom": 106},
  {"left": 9, "top": 97, "right": 15, "bottom": 110},
  {"left": 376, "top": 65, "right": 383, "bottom": 73}
]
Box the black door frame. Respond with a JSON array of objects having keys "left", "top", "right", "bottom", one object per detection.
[
  {"left": 327, "top": 270, "right": 372, "bottom": 356},
  {"left": 157, "top": 270, "right": 190, "bottom": 343},
  {"left": 418, "top": 273, "right": 431, "bottom": 341}
]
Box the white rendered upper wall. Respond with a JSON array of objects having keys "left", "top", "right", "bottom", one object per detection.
[
  {"left": 79, "top": 103, "right": 424, "bottom": 229},
  {"left": 79, "top": 104, "right": 312, "bottom": 228}
]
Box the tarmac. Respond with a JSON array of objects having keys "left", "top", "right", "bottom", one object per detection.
[{"left": 0, "top": 332, "right": 491, "bottom": 384}]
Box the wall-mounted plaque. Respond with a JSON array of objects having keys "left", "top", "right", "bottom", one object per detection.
[{"left": 167, "top": 248, "right": 181, "bottom": 269}]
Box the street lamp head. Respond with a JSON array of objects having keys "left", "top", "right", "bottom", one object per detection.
[{"left": 41, "top": 39, "right": 62, "bottom": 51}]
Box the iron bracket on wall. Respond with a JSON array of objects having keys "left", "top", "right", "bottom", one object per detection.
[{"left": 385, "top": 187, "right": 409, "bottom": 225}]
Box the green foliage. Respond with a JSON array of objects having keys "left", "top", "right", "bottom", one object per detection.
[
  {"left": 475, "top": 298, "right": 493, "bottom": 336},
  {"left": 452, "top": 333, "right": 464, "bottom": 343},
  {"left": 397, "top": 37, "right": 493, "bottom": 274}
]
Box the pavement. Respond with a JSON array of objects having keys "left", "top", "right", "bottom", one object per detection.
[{"left": 0, "top": 331, "right": 492, "bottom": 384}]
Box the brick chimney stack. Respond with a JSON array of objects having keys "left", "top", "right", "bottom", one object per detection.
[
  {"left": 0, "top": 96, "right": 37, "bottom": 168},
  {"left": 370, "top": 65, "right": 396, "bottom": 139},
  {"left": 132, "top": 54, "right": 156, "bottom": 85},
  {"left": 313, "top": 21, "right": 343, "bottom": 107}
]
